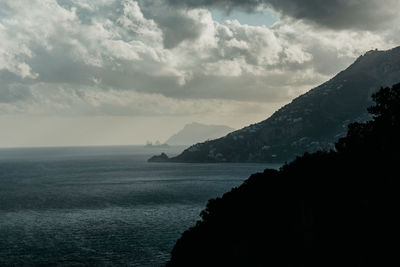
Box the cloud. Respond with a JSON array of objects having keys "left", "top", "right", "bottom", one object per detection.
[
  {"left": 0, "top": 82, "right": 275, "bottom": 122},
  {"left": 138, "top": 0, "right": 207, "bottom": 49},
  {"left": 0, "top": 24, "right": 38, "bottom": 79},
  {"left": 0, "top": 0, "right": 398, "bottom": 119},
  {"left": 167, "top": 0, "right": 400, "bottom": 31}
]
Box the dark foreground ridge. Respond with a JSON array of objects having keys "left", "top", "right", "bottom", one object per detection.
[
  {"left": 166, "top": 83, "right": 400, "bottom": 266},
  {"left": 170, "top": 46, "right": 400, "bottom": 163}
]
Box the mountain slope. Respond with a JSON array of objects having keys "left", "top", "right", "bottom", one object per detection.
[
  {"left": 171, "top": 46, "right": 400, "bottom": 163},
  {"left": 166, "top": 83, "right": 400, "bottom": 267},
  {"left": 166, "top": 123, "right": 234, "bottom": 146}
]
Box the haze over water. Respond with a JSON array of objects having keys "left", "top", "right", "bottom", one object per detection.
[{"left": 0, "top": 146, "right": 280, "bottom": 266}]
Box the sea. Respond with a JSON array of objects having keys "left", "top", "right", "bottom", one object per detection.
[{"left": 0, "top": 146, "right": 281, "bottom": 266}]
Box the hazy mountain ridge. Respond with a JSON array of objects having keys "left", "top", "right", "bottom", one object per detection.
[
  {"left": 165, "top": 123, "right": 234, "bottom": 146},
  {"left": 171, "top": 46, "right": 400, "bottom": 163}
]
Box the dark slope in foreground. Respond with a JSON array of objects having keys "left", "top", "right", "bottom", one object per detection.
[
  {"left": 171, "top": 46, "right": 400, "bottom": 163},
  {"left": 166, "top": 83, "right": 400, "bottom": 266}
]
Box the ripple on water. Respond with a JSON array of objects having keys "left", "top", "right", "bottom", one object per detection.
[{"left": 0, "top": 147, "right": 279, "bottom": 266}]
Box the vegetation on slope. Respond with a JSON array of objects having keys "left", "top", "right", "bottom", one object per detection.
[
  {"left": 166, "top": 83, "right": 400, "bottom": 266},
  {"left": 171, "top": 47, "right": 400, "bottom": 163}
]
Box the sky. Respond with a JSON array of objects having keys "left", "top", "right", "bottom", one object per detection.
[{"left": 1, "top": 0, "right": 400, "bottom": 147}]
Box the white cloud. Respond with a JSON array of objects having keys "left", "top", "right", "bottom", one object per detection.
[
  {"left": 0, "top": 0, "right": 398, "bottom": 119},
  {"left": 0, "top": 24, "right": 37, "bottom": 78}
]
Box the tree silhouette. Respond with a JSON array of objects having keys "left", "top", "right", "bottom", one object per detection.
[{"left": 166, "top": 83, "right": 400, "bottom": 267}]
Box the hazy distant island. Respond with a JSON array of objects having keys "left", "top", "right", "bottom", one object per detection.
[
  {"left": 166, "top": 83, "right": 400, "bottom": 266},
  {"left": 166, "top": 122, "right": 234, "bottom": 146},
  {"left": 144, "top": 141, "right": 169, "bottom": 148},
  {"left": 148, "top": 122, "right": 234, "bottom": 162},
  {"left": 166, "top": 47, "right": 400, "bottom": 163}
]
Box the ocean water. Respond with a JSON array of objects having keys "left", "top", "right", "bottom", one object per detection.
[{"left": 0, "top": 146, "right": 281, "bottom": 266}]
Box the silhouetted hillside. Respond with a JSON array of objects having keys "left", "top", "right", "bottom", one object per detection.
[
  {"left": 166, "top": 123, "right": 234, "bottom": 146},
  {"left": 166, "top": 83, "right": 400, "bottom": 266},
  {"left": 171, "top": 46, "right": 400, "bottom": 163}
]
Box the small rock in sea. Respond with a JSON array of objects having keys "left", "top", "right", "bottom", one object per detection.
[{"left": 148, "top": 153, "right": 169, "bottom": 162}]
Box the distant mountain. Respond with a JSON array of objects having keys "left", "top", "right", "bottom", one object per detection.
[
  {"left": 165, "top": 123, "right": 234, "bottom": 146},
  {"left": 170, "top": 46, "right": 400, "bottom": 163}
]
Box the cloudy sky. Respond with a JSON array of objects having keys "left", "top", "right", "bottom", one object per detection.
[{"left": 1, "top": 0, "right": 399, "bottom": 147}]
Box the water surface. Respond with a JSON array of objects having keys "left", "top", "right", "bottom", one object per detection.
[{"left": 0, "top": 146, "right": 280, "bottom": 266}]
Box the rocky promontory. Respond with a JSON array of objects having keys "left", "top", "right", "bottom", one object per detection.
[{"left": 147, "top": 153, "right": 169, "bottom": 162}]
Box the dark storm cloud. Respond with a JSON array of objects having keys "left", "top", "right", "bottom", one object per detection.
[
  {"left": 167, "top": 0, "right": 400, "bottom": 30},
  {"left": 158, "top": 15, "right": 204, "bottom": 49},
  {"left": 138, "top": 0, "right": 206, "bottom": 49}
]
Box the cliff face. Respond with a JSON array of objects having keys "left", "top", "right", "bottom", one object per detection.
[
  {"left": 166, "top": 83, "right": 400, "bottom": 267},
  {"left": 171, "top": 46, "right": 400, "bottom": 163}
]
